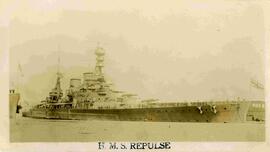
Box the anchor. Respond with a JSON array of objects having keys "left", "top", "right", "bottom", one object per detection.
[
  {"left": 197, "top": 106, "right": 203, "bottom": 114},
  {"left": 211, "top": 105, "right": 217, "bottom": 114}
]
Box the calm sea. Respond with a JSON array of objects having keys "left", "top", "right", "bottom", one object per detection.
[{"left": 10, "top": 115, "right": 265, "bottom": 142}]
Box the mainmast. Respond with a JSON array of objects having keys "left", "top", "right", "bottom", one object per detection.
[{"left": 55, "top": 46, "right": 62, "bottom": 93}]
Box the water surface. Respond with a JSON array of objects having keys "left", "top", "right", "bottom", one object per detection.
[{"left": 10, "top": 115, "right": 265, "bottom": 142}]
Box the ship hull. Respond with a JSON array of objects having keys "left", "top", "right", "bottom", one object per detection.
[
  {"left": 9, "top": 93, "right": 20, "bottom": 119},
  {"left": 22, "top": 102, "right": 250, "bottom": 123}
]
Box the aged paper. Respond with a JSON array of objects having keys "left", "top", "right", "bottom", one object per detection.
[{"left": 0, "top": 0, "right": 270, "bottom": 151}]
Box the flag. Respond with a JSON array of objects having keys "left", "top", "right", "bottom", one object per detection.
[{"left": 250, "top": 79, "right": 264, "bottom": 90}]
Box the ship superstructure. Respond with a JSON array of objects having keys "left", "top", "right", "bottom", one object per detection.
[
  {"left": 9, "top": 89, "right": 20, "bottom": 119},
  {"left": 10, "top": 63, "right": 24, "bottom": 119},
  {"left": 22, "top": 45, "right": 262, "bottom": 123}
]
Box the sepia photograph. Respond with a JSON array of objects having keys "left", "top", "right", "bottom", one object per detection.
[{"left": 1, "top": 0, "right": 270, "bottom": 151}]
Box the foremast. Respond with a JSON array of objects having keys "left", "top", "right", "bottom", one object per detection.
[
  {"left": 95, "top": 43, "right": 105, "bottom": 76},
  {"left": 48, "top": 49, "right": 63, "bottom": 103}
]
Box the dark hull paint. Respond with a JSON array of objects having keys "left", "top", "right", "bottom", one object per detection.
[{"left": 22, "top": 102, "right": 251, "bottom": 123}]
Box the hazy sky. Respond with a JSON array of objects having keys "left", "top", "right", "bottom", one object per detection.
[{"left": 6, "top": 0, "right": 265, "bottom": 104}]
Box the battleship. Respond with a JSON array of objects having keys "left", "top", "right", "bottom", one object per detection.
[{"left": 22, "top": 45, "right": 263, "bottom": 123}]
